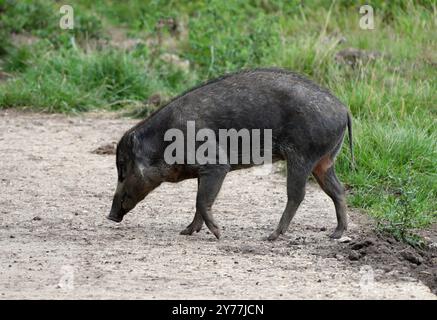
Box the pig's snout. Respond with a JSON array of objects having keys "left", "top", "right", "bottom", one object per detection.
[
  {"left": 107, "top": 212, "right": 123, "bottom": 222},
  {"left": 107, "top": 197, "right": 126, "bottom": 223}
]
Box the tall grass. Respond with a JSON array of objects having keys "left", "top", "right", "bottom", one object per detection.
[{"left": 0, "top": 47, "right": 195, "bottom": 112}]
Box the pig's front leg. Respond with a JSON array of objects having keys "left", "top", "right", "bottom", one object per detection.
[
  {"left": 180, "top": 177, "right": 204, "bottom": 235},
  {"left": 190, "top": 165, "right": 228, "bottom": 239},
  {"left": 180, "top": 208, "right": 204, "bottom": 235}
]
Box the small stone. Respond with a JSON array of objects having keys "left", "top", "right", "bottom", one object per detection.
[
  {"left": 160, "top": 53, "right": 190, "bottom": 72},
  {"left": 400, "top": 250, "right": 424, "bottom": 265},
  {"left": 348, "top": 251, "right": 361, "bottom": 261},
  {"left": 147, "top": 93, "right": 162, "bottom": 107},
  {"left": 32, "top": 216, "right": 42, "bottom": 221},
  {"left": 9, "top": 235, "right": 15, "bottom": 239},
  {"left": 92, "top": 142, "right": 116, "bottom": 155},
  {"left": 335, "top": 48, "right": 382, "bottom": 67},
  {"left": 320, "top": 227, "right": 327, "bottom": 231},
  {"left": 382, "top": 266, "right": 392, "bottom": 273},
  {"left": 386, "top": 238, "right": 395, "bottom": 244},
  {"left": 351, "top": 240, "right": 374, "bottom": 250},
  {"left": 335, "top": 254, "right": 345, "bottom": 261},
  {"left": 338, "top": 236, "right": 352, "bottom": 243}
]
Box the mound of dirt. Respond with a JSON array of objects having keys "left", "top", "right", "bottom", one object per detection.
[{"left": 92, "top": 142, "right": 117, "bottom": 155}]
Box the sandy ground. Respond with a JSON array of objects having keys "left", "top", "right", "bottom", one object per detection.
[{"left": 0, "top": 110, "right": 435, "bottom": 299}]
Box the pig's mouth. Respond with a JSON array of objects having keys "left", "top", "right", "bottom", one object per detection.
[
  {"left": 106, "top": 208, "right": 126, "bottom": 223},
  {"left": 106, "top": 214, "right": 123, "bottom": 222}
]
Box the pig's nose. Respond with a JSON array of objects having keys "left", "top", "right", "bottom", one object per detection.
[{"left": 107, "top": 213, "right": 123, "bottom": 223}]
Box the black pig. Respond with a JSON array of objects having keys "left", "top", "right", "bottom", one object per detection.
[{"left": 108, "top": 68, "right": 354, "bottom": 240}]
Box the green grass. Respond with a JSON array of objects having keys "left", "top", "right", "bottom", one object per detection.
[
  {"left": 0, "top": 0, "right": 435, "bottom": 244},
  {"left": 1, "top": 48, "right": 169, "bottom": 112}
]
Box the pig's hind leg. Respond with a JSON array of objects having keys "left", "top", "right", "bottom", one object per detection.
[
  {"left": 312, "top": 156, "right": 347, "bottom": 239},
  {"left": 268, "top": 157, "right": 313, "bottom": 241}
]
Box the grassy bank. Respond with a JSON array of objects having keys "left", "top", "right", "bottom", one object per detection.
[{"left": 0, "top": 0, "right": 435, "bottom": 245}]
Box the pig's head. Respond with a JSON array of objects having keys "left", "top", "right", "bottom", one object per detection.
[{"left": 107, "top": 131, "right": 162, "bottom": 222}]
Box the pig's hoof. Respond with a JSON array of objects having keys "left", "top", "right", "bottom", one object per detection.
[
  {"left": 267, "top": 231, "right": 280, "bottom": 241},
  {"left": 180, "top": 228, "right": 193, "bottom": 235},
  {"left": 209, "top": 227, "right": 221, "bottom": 240},
  {"left": 180, "top": 221, "right": 203, "bottom": 236},
  {"left": 329, "top": 228, "right": 344, "bottom": 239}
]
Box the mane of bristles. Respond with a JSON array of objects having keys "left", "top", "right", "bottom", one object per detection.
[{"left": 124, "top": 67, "right": 321, "bottom": 136}]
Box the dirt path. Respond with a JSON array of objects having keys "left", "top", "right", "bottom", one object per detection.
[{"left": 0, "top": 110, "right": 435, "bottom": 299}]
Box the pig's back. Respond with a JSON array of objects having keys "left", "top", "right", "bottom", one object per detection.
[{"left": 166, "top": 68, "right": 348, "bottom": 134}]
